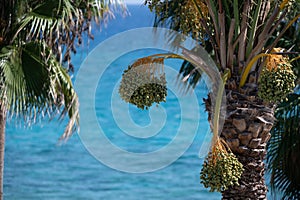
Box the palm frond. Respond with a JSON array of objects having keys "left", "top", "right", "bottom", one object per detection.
[
  {"left": 267, "top": 93, "right": 300, "bottom": 199},
  {"left": 0, "top": 41, "right": 79, "bottom": 139},
  {"left": 12, "top": 0, "right": 127, "bottom": 70},
  {"left": 178, "top": 60, "right": 202, "bottom": 90}
]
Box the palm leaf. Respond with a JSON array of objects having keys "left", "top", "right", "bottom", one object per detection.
[
  {"left": 0, "top": 41, "right": 79, "bottom": 139},
  {"left": 178, "top": 60, "right": 202, "bottom": 90},
  {"left": 267, "top": 93, "right": 300, "bottom": 199},
  {"left": 13, "top": 0, "right": 127, "bottom": 69}
]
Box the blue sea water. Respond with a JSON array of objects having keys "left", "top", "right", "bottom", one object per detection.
[{"left": 4, "top": 5, "right": 228, "bottom": 200}]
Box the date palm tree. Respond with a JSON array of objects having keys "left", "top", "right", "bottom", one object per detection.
[
  {"left": 124, "top": 0, "right": 299, "bottom": 199},
  {"left": 0, "top": 0, "right": 126, "bottom": 199}
]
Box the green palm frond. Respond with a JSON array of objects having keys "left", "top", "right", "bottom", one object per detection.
[
  {"left": 15, "top": 0, "right": 126, "bottom": 40},
  {"left": 12, "top": 0, "right": 127, "bottom": 69},
  {"left": 267, "top": 93, "right": 300, "bottom": 199},
  {"left": 178, "top": 60, "right": 202, "bottom": 90},
  {"left": 0, "top": 41, "right": 79, "bottom": 139},
  {"left": 14, "top": 0, "right": 73, "bottom": 40},
  {"left": 11, "top": 0, "right": 80, "bottom": 68}
]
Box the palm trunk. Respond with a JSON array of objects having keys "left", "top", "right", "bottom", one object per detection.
[
  {"left": 0, "top": 102, "right": 6, "bottom": 200},
  {"left": 205, "top": 88, "right": 275, "bottom": 199}
]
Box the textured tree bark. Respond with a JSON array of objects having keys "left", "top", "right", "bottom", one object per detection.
[
  {"left": 205, "top": 89, "right": 275, "bottom": 200},
  {"left": 0, "top": 102, "right": 6, "bottom": 200}
]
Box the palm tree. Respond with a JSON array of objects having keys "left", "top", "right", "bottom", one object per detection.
[
  {"left": 0, "top": 0, "right": 126, "bottom": 199},
  {"left": 122, "top": 0, "right": 299, "bottom": 199}
]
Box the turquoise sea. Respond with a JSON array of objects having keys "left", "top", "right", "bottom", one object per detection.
[{"left": 4, "top": 5, "right": 271, "bottom": 200}]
